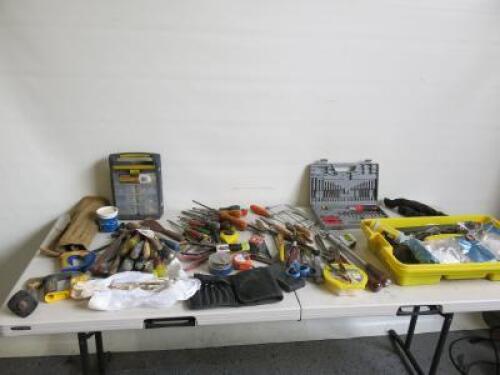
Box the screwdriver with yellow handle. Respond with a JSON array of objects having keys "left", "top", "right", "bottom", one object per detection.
[{"left": 273, "top": 232, "right": 286, "bottom": 263}]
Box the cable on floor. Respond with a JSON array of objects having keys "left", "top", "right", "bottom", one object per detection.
[{"left": 448, "top": 327, "right": 500, "bottom": 375}]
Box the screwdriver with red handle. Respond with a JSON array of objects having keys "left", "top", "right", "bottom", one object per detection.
[
  {"left": 192, "top": 200, "right": 248, "bottom": 231},
  {"left": 167, "top": 220, "right": 211, "bottom": 242},
  {"left": 250, "top": 204, "right": 272, "bottom": 218}
]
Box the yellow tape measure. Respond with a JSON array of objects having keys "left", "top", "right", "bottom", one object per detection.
[{"left": 323, "top": 263, "right": 367, "bottom": 295}]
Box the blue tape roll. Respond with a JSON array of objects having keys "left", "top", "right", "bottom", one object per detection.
[{"left": 98, "top": 217, "right": 119, "bottom": 232}]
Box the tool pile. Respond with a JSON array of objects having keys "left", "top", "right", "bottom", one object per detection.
[
  {"left": 9, "top": 155, "right": 497, "bottom": 319},
  {"left": 90, "top": 222, "right": 180, "bottom": 276}
]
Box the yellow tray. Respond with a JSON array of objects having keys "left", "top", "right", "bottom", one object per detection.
[{"left": 361, "top": 215, "right": 500, "bottom": 286}]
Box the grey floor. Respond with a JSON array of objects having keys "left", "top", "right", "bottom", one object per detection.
[{"left": 0, "top": 330, "right": 497, "bottom": 375}]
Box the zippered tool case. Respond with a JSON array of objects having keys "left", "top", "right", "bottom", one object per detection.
[{"left": 309, "top": 159, "right": 387, "bottom": 229}]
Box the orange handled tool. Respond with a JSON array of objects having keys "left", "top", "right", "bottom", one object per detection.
[
  {"left": 221, "top": 210, "right": 243, "bottom": 218},
  {"left": 219, "top": 211, "right": 247, "bottom": 231},
  {"left": 250, "top": 204, "right": 271, "bottom": 217}
]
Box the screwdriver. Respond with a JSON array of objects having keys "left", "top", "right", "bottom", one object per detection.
[
  {"left": 178, "top": 217, "right": 213, "bottom": 235},
  {"left": 192, "top": 201, "right": 248, "bottom": 231},
  {"left": 187, "top": 241, "right": 249, "bottom": 252},
  {"left": 180, "top": 214, "right": 221, "bottom": 242},
  {"left": 180, "top": 214, "right": 221, "bottom": 232},
  {"left": 250, "top": 204, "right": 272, "bottom": 218},
  {"left": 142, "top": 220, "right": 184, "bottom": 242},
  {"left": 167, "top": 220, "right": 211, "bottom": 243},
  {"left": 158, "top": 237, "right": 181, "bottom": 252},
  {"left": 193, "top": 200, "right": 243, "bottom": 218},
  {"left": 294, "top": 224, "right": 313, "bottom": 242},
  {"left": 260, "top": 217, "right": 293, "bottom": 238}
]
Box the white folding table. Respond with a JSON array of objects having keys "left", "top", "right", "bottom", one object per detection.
[
  {"left": 1, "top": 211, "right": 499, "bottom": 375},
  {"left": 0, "top": 213, "right": 300, "bottom": 374}
]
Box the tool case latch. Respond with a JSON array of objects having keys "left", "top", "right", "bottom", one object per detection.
[{"left": 144, "top": 317, "right": 196, "bottom": 329}]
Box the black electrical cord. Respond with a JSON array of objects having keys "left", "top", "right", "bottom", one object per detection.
[{"left": 449, "top": 329, "right": 500, "bottom": 374}]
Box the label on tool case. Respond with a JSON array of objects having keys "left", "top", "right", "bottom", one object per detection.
[{"left": 139, "top": 174, "right": 153, "bottom": 184}]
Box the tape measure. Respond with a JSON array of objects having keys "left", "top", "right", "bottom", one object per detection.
[
  {"left": 323, "top": 263, "right": 367, "bottom": 295},
  {"left": 60, "top": 251, "right": 96, "bottom": 272}
]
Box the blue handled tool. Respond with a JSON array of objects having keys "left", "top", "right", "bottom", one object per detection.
[
  {"left": 60, "top": 251, "right": 96, "bottom": 272},
  {"left": 159, "top": 237, "right": 181, "bottom": 252}
]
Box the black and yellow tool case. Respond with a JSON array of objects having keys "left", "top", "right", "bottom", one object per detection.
[
  {"left": 109, "top": 153, "right": 163, "bottom": 220},
  {"left": 309, "top": 159, "right": 387, "bottom": 229}
]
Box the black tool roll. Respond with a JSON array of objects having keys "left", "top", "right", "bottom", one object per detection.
[
  {"left": 188, "top": 267, "right": 283, "bottom": 310},
  {"left": 384, "top": 198, "right": 446, "bottom": 217}
]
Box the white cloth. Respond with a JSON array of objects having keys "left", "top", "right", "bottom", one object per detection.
[{"left": 73, "top": 260, "right": 200, "bottom": 311}]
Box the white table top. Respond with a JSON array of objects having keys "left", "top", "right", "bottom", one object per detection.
[
  {"left": 298, "top": 229, "right": 500, "bottom": 319},
  {"left": 0, "top": 212, "right": 300, "bottom": 336},
  {"left": 1, "top": 208, "right": 500, "bottom": 337}
]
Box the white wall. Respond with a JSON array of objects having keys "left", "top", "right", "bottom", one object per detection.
[{"left": 0, "top": 0, "right": 499, "bottom": 356}]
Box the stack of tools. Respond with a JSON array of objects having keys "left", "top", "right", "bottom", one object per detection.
[
  {"left": 247, "top": 203, "right": 392, "bottom": 293},
  {"left": 249, "top": 204, "right": 320, "bottom": 290},
  {"left": 90, "top": 221, "right": 180, "bottom": 277},
  {"left": 171, "top": 201, "right": 259, "bottom": 273},
  {"left": 11, "top": 195, "right": 398, "bottom": 319}
]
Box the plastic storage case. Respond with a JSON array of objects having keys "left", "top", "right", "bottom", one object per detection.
[
  {"left": 109, "top": 153, "right": 164, "bottom": 220},
  {"left": 309, "top": 159, "right": 387, "bottom": 229},
  {"left": 361, "top": 215, "right": 500, "bottom": 286}
]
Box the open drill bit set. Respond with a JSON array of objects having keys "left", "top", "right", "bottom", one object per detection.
[{"left": 310, "top": 159, "right": 388, "bottom": 229}]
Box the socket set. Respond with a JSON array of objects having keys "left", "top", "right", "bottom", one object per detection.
[{"left": 309, "top": 159, "right": 387, "bottom": 229}]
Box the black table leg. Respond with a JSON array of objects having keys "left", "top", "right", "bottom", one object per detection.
[
  {"left": 77, "top": 331, "right": 107, "bottom": 375},
  {"left": 428, "top": 313, "right": 453, "bottom": 375},
  {"left": 388, "top": 305, "right": 454, "bottom": 375},
  {"left": 77, "top": 332, "right": 91, "bottom": 375}
]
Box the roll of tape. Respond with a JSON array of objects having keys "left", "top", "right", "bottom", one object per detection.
[
  {"left": 232, "top": 253, "right": 253, "bottom": 271},
  {"left": 208, "top": 251, "right": 233, "bottom": 276}
]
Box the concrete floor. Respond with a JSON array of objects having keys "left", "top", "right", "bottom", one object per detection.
[{"left": 0, "top": 330, "right": 497, "bottom": 375}]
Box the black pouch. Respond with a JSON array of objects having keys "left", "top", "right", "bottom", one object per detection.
[
  {"left": 230, "top": 267, "right": 283, "bottom": 305},
  {"left": 188, "top": 274, "right": 238, "bottom": 310}
]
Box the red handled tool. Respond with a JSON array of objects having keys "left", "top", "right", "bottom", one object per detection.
[{"left": 250, "top": 204, "right": 272, "bottom": 218}]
